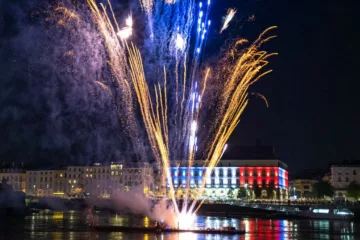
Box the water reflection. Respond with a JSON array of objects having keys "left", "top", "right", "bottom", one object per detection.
[{"left": 0, "top": 210, "right": 358, "bottom": 240}]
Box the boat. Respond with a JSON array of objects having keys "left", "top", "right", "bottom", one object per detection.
[
  {"left": 89, "top": 225, "right": 246, "bottom": 235},
  {"left": 296, "top": 207, "right": 354, "bottom": 220}
]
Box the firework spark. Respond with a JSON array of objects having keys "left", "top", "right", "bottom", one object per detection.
[
  {"left": 175, "top": 33, "right": 185, "bottom": 51},
  {"left": 117, "top": 15, "right": 133, "bottom": 40},
  {"left": 251, "top": 92, "right": 269, "bottom": 108},
  {"left": 220, "top": 8, "right": 237, "bottom": 33},
  {"left": 139, "top": 0, "right": 154, "bottom": 15}
]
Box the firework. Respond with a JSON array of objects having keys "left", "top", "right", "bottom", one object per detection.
[
  {"left": 56, "top": 0, "right": 278, "bottom": 229},
  {"left": 220, "top": 8, "right": 237, "bottom": 33}
]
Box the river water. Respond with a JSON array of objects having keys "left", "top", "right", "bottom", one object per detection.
[{"left": 0, "top": 210, "right": 358, "bottom": 240}]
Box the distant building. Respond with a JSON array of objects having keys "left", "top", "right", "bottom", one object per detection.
[
  {"left": 22, "top": 162, "right": 155, "bottom": 199},
  {"left": 0, "top": 168, "right": 26, "bottom": 192},
  {"left": 331, "top": 165, "right": 360, "bottom": 197},
  {"left": 122, "top": 162, "right": 155, "bottom": 196},
  {"left": 25, "top": 170, "right": 65, "bottom": 197},
  {"left": 289, "top": 179, "right": 318, "bottom": 198}
]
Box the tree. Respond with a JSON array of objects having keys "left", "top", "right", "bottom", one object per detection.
[
  {"left": 313, "top": 181, "right": 334, "bottom": 198},
  {"left": 253, "top": 182, "right": 262, "bottom": 199},
  {"left": 227, "top": 188, "right": 234, "bottom": 199},
  {"left": 345, "top": 182, "right": 360, "bottom": 200},
  {"left": 266, "top": 180, "right": 275, "bottom": 199},
  {"left": 237, "top": 187, "right": 247, "bottom": 199}
]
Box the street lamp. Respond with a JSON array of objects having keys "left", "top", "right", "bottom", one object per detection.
[{"left": 292, "top": 187, "right": 296, "bottom": 198}]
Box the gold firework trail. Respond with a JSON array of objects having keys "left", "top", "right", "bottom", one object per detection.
[
  {"left": 251, "top": 92, "right": 269, "bottom": 108},
  {"left": 84, "top": 0, "right": 277, "bottom": 223},
  {"left": 189, "top": 26, "right": 278, "bottom": 212}
]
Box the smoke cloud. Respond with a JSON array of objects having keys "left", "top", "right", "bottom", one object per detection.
[{"left": 0, "top": 0, "right": 150, "bottom": 167}]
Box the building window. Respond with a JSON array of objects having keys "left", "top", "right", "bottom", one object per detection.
[
  {"left": 354, "top": 170, "right": 357, "bottom": 175},
  {"left": 346, "top": 177, "right": 349, "bottom": 182},
  {"left": 211, "top": 179, "right": 215, "bottom": 187},
  {"left": 40, "top": 177, "right": 43, "bottom": 182},
  {"left": 304, "top": 185, "right": 310, "bottom": 190},
  {"left": 338, "top": 177, "right": 341, "bottom": 182}
]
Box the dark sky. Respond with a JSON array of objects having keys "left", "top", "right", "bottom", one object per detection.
[
  {"left": 0, "top": 0, "right": 359, "bottom": 174},
  {"left": 222, "top": 0, "right": 360, "bottom": 174}
]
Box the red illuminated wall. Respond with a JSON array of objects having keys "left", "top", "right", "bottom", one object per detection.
[{"left": 239, "top": 166, "right": 285, "bottom": 189}]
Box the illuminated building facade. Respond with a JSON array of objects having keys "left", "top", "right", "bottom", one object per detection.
[
  {"left": 167, "top": 145, "right": 289, "bottom": 200},
  {"left": 169, "top": 160, "right": 288, "bottom": 200}
]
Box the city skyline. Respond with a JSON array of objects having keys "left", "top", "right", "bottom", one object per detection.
[{"left": 0, "top": 0, "right": 358, "bottom": 174}]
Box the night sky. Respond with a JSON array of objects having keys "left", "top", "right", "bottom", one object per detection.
[
  {"left": 224, "top": 0, "right": 360, "bottom": 173},
  {"left": 0, "top": 0, "right": 359, "bottom": 175}
]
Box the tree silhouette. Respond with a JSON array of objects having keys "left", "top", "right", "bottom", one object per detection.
[
  {"left": 345, "top": 182, "right": 360, "bottom": 200},
  {"left": 266, "top": 180, "right": 275, "bottom": 199},
  {"left": 253, "top": 181, "right": 262, "bottom": 199}
]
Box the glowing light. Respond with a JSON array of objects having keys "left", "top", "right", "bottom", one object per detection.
[
  {"left": 126, "top": 15, "right": 133, "bottom": 27},
  {"left": 220, "top": 8, "right": 237, "bottom": 33},
  {"left": 177, "top": 213, "right": 196, "bottom": 229},
  {"left": 176, "top": 33, "right": 185, "bottom": 50},
  {"left": 117, "top": 15, "right": 133, "bottom": 40}
]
